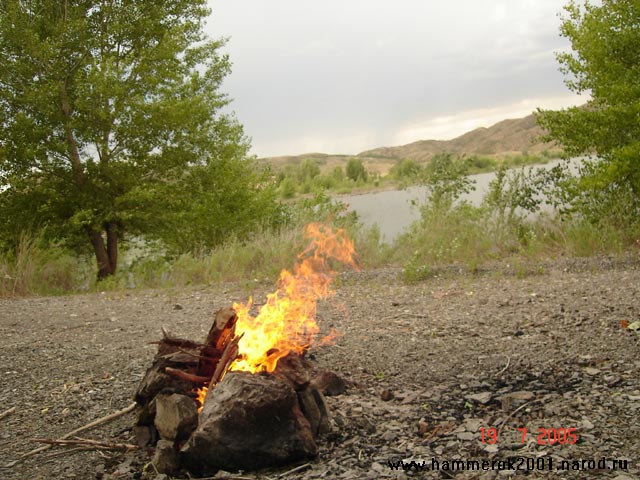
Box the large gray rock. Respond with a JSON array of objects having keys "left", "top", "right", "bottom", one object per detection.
[{"left": 180, "top": 371, "right": 317, "bottom": 475}]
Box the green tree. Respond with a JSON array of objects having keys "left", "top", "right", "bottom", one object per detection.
[
  {"left": 278, "top": 176, "right": 297, "bottom": 199},
  {"left": 346, "top": 158, "right": 368, "bottom": 182},
  {"left": 331, "top": 165, "right": 344, "bottom": 182},
  {"left": 0, "top": 0, "right": 281, "bottom": 278},
  {"left": 536, "top": 0, "right": 640, "bottom": 222},
  {"left": 297, "top": 158, "right": 320, "bottom": 182},
  {"left": 389, "top": 158, "right": 422, "bottom": 181},
  {"left": 482, "top": 166, "right": 540, "bottom": 248},
  {"left": 421, "top": 154, "right": 474, "bottom": 211}
]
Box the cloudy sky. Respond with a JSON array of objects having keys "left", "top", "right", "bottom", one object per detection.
[{"left": 205, "top": 1, "right": 585, "bottom": 158}]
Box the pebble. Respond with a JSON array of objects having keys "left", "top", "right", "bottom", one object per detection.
[
  {"left": 580, "top": 418, "right": 595, "bottom": 430},
  {"left": 456, "top": 431, "right": 476, "bottom": 441},
  {"left": 467, "top": 392, "right": 492, "bottom": 404},
  {"left": 382, "top": 430, "right": 398, "bottom": 442},
  {"left": 380, "top": 389, "right": 394, "bottom": 401}
]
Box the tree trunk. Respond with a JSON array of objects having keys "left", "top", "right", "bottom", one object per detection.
[
  {"left": 106, "top": 222, "right": 118, "bottom": 275},
  {"left": 89, "top": 223, "right": 118, "bottom": 280},
  {"left": 59, "top": 81, "right": 87, "bottom": 186}
]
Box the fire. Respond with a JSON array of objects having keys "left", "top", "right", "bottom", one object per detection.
[
  {"left": 196, "top": 387, "right": 207, "bottom": 413},
  {"left": 229, "top": 223, "right": 358, "bottom": 373}
]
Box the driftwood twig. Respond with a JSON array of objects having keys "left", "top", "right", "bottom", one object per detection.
[
  {"left": 43, "top": 446, "right": 86, "bottom": 460},
  {"left": 496, "top": 355, "right": 511, "bottom": 376},
  {"left": 190, "top": 476, "right": 255, "bottom": 480},
  {"left": 0, "top": 407, "right": 16, "bottom": 421},
  {"left": 31, "top": 437, "right": 137, "bottom": 452},
  {"left": 4, "top": 402, "right": 136, "bottom": 468},
  {"left": 278, "top": 462, "right": 312, "bottom": 477}
]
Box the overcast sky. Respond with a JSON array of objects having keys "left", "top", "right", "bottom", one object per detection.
[{"left": 205, "top": 1, "right": 585, "bottom": 158}]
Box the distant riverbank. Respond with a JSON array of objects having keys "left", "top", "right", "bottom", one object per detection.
[{"left": 339, "top": 159, "right": 580, "bottom": 242}]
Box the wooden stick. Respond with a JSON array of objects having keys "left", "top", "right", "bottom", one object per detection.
[
  {"left": 178, "top": 349, "right": 219, "bottom": 364},
  {"left": 205, "top": 307, "right": 237, "bottom": 351},
  {"left": 5, "top": 401, "right": 136, "bottom": 468},
  {"left": 43, "top": 446, "right": 86, "bottom": 460},
  {"left": 210, "top": 332, "right": 244, "bottom": 387},
  {"left": 496, "top": 355, "right": 511, "bottom": 376},
  {"left": 31, "top": 437, "right": 138, "bottom": 452},
  {"left": 190, "top": 476, "right": 255, "bottom": 480},
  {"left": 164, "top": 367, "right": 210, "bottom": 384},
  {"left": 278, "top": 462, "right": 311, "bottom": 477},
  {"left": 0, "top": 406, "right": 16, "bottom": 421},
  {"left": 423, "top": 425, "right": 442, "bottom": 443},
  {"left": 154, "top": 328, "right": 207, "bottom": 349}
]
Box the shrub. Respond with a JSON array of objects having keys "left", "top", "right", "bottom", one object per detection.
[
  {"left": 0, "top": 233, "right": 85, "bottom": 297},
  {"left": 346, "top": 158, "right": 368, "bottom": 182}
]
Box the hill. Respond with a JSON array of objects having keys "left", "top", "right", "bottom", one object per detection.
[
  {"left": 261, "top": 113, "right": 559, "bottom": 174},
  {"left": 358, "top": 113, "right": 556, "bottom": 162}
]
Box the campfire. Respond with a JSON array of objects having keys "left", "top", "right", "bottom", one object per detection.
[{"left": 134, "top": 223, "right": 357, "bottom": 476}]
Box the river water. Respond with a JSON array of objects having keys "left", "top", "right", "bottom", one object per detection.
[{"left": 340, "top": 159, "right": 580, "bottom": 242}]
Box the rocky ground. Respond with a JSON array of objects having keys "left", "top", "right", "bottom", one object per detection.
[{"left": 0, "top": 255, "right": 639, "bottom": 480}]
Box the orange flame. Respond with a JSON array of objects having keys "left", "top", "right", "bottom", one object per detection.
[
  {"left": 196, "top": 387, "right": 208, "bottom": 413},
  {"left": 229, "top": 223, "right": 358, "bottom": 373}
]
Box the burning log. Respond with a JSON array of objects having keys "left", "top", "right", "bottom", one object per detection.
[
  {"left": 164, "top": 367, "right": 210, "bottom": 384},
  {"left": 134, "top": 321, "right": 333, "bottom": 474},
  {"left": 200, "top": 307, "right": 237, "bottom": 378},
  {"left": 133, "top": 223, "right": 357, "bottom": 475},
  {"left": 205, "top": 306, "right": 238, "bottom": 351},
  {"left": 134, "top": 311, "right": 339, "bottom": 475},
  {"left": 135, "top": 306, "right": 237, "bottom": 419},
  {"left": 210, "top": 331, "right": 244, "bottom": 387},
  {"left": 135, "top": 340, "right": 200, "bottom": 407}
]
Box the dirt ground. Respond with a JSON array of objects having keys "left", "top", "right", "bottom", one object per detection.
[{"left": 1, "top": 255, "right": 639, "bottom": 479}]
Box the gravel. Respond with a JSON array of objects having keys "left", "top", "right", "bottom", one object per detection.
[{"left": 0, "top": 254, "right": 639, "bottom": 479}]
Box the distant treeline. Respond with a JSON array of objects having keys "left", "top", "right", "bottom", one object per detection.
[{"left": 273, "top": 151, "right": 557, "bottom": 198}]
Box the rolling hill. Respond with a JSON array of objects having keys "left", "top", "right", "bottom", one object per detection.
[{"left": 261, "top": 112, "right": 559, "bottom": 174}]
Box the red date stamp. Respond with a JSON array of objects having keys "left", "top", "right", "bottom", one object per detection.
[{"left": 480, "top": 427, "right": 578, "bottom": 445}]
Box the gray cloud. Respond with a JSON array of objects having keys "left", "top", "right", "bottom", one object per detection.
[{"left": 207, "top": 0, "right": 578, "bottom": 156}]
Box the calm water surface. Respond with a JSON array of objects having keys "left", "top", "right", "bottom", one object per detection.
[{"left": 339, "top": 159, "right": 579, "bottom": 242}]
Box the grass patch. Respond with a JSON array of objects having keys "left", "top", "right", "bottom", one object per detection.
[
  {"left": 393, "top": 211, "right": 637, "bottom": 284},
  {"left": 0, "top": 233, "right": 88, "bottom": 297},
  {"left": 390, "top": 159, "right": 640, "bottom": 283}
]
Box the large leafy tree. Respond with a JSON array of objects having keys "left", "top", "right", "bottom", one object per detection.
[
  {"left": 0, "top": 0, "right": 281, "bottom": 278},
  {"left": 536, "top": 0, "right": 640, "bottom": 222}
]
